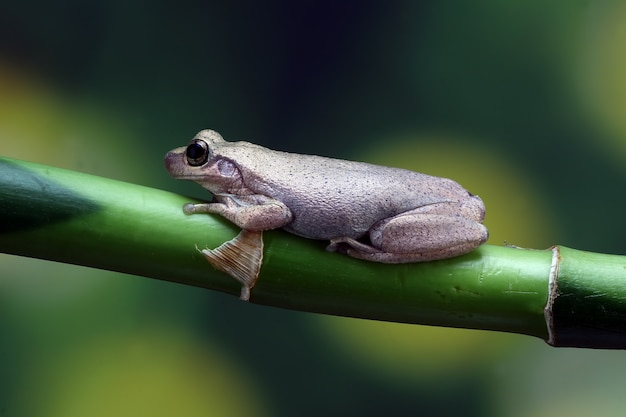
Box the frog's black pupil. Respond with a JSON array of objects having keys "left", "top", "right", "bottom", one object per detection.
[
  {"left": 186, "top": 141, "right": 208, "bottom": 166},
  {"left": 186, "top": 144, "right": 202, "bottom": 159}
]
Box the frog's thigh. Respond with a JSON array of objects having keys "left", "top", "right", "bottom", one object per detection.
[
  {"left": 334, "top": 212, "right": 485, "bottom": 263},
  {"left": 369, "top": 212, "right": 485, "bottom": 259}
]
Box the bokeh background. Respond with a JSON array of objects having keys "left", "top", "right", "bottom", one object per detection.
[{"left": 2, "top": 1, "right": 626, "bottom": 416}]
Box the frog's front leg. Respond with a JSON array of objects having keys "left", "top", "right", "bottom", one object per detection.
[
  {"left": 185, "top": 194, "right": 293, "bottom": 301},
  {"left": 328, "top": 202, "right": 488, "bottom": 263},
  {"left": 184, "top": 194, "right": 293, "bottom": 231}
]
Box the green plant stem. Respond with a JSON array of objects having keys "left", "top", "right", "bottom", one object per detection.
[
  {"left": 547, "top": 247, "right": 626, "bottom": 348},
  {"left": 2, "top": 156, "right": 626, "bottom": 348}
]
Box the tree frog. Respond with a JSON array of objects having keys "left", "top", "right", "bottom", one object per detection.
[{"left": 164, "top": 129, "right": 488, "bottom": 300}]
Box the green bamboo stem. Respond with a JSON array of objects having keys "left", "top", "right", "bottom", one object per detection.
[
  {"left": 547, "top": 246, "right": 626, "bottom": 348},
  {"left": 1, "top": 156, "right": 625, "bottom": 348}
]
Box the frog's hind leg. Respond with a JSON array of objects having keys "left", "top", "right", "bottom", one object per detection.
[
  {"left": 327, "top": 209, "right": 488, "bottom": 264},
  {"left": 327, "top": 237, "right": 426, "bottom": 263},
  {"left": 199, "top": 229, "right": 264, "bottom": 301},
  {"left": 328, "top": 236, "right": 480, "bottom": 263}
]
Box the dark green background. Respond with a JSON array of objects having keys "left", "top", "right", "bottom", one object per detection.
[{"left": 2, "top": 1, "right": 626, "bottom": 416}]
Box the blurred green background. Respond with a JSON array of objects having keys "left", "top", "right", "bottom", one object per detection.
[{"left": 2, "top": 1, "right": 626, "bottom": 416}]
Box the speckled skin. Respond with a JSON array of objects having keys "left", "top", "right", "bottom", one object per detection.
[{"left": 165, "top": 129, "right": 488, "bottom": 263}]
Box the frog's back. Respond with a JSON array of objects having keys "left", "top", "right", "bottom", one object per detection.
[{"left": 233, "top": 145, "right": 472, "bottom": 240}]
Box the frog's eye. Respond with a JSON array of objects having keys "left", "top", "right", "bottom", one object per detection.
[{"left": 186, "top": 139, "right": 210, "bottom": 166}]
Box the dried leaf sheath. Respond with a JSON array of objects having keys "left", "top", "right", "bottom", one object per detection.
[{"left": 200, "top": 229, "right": 264, "bottom": 301}]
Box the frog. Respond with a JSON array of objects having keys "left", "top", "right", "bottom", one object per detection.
[{"left": 164, "top": 129, "right": 488, "bottom": 300}]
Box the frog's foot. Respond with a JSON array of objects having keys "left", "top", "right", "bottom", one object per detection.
[
  {"left": 183, "top": 202, "right": 212, "bottom": 214},
  {"left": 327, "top": 237, "right": 382, "bottom": 255},
  {"left": 327, "top": 237, "right": 408, "bottom": 262},
  {"left": 199, "top": 229, "right": 264, "bottom": 301}
]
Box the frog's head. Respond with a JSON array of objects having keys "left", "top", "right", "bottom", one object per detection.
[{"left": 164, "top": 129, "right": 243, "bottom": 193}]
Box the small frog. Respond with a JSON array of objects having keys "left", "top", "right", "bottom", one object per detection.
[{"left": 165, "top": 129, "right": 488, "bottom": 300}]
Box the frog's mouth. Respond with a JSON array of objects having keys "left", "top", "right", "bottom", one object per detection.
[
  {"left": 164, "top": 150, "right": 203, "bottom": 179},
  {"left": 164, "top": 149, "right": 184, "bottom": 172}
]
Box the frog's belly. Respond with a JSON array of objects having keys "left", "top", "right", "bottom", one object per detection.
[
  {"left": 274, "top": 182, "right": 430, "bottom": 240},
  {"left": 279, "top": 195, "right": 407, "bottom": 240},
  {"left": 281, "top": 215, "right": 372, "bottom": 241}
]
